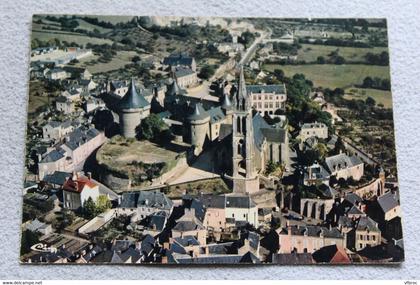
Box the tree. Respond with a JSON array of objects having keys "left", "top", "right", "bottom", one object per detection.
[
  {"left": 96, "top": 195, "right": 112, "bottom": 214},
  {"left": 362, "top": 76, "right": 374, "bottom": 88},
  {"left": 316, "top": 56, "right": 326, "bottom": 64},
  {"left": 136, "top": 113, "right": 167, "bottom": 141},
  {"left": 265, "top": 161, "right": 277, "bottom": 175},
  {"left": 273, "top": 69, "right": 285, "bottom": 80},
  {"left": 83, "top": 197, "right": 97, "bottom": 219},
  {"left": 366, "top": 96, "right": 376, "bottom": 107},
  {"left": 198, "top": 65, "right": 215, "bottom": 80},
  {"left": 20, "top": 230, "right": 40, "bottom": 255}
]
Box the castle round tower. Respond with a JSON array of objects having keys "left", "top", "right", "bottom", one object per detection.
[
  {"left": 118, "top": 78, "right": 151, "bottom": 138},
  {"left": 188, "top": 102, "right": 210, "bottom": 155}
]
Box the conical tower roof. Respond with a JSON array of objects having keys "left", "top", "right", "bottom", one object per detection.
[
  {"left": 118, "top": 78, "right": 150, "bottom": 110},
  {"left": 221, "top": 92, "right": 232, "bottom": 110},
  {"left": 167, "top": 75, "right": 186, "bottom": 96},
  {"left": 188, "top": 102, "right": 210, "bottom": 121}
]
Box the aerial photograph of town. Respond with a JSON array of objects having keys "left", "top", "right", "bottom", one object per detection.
[{"left": 20, "top": 15, "right": 403, "bottom": 265}]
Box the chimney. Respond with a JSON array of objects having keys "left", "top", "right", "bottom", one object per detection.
[{"left": 87, "top": 172, "right": 92, "bottom": 180}]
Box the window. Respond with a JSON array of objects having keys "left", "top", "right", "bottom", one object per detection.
[
  {"left": 360, "top": 235, "right": 363, "bottom": 240},
  {"left": 373, "top": 236, "right": 376, "bottom": 241},
  {"left": 232, "top": 213, "right": 235, "bottom": 218}
]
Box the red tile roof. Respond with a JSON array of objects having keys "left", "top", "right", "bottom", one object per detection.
[{"left": 63, "top": 175, "right": 97, "bottom": 193}]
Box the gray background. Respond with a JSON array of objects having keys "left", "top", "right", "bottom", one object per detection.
[{"left": 0, "top": 0, "right": 419, "bottom": 279}]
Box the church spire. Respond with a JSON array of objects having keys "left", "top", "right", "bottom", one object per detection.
[{"left": 234, "top": 65, "right": 250, "bottom": 111}]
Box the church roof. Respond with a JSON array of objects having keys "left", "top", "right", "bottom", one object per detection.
[{"left": 117, "top": 78, "right": 150, "bottom": 110}]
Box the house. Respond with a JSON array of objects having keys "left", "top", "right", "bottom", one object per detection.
[
  {"left": 353, "top": 216, "right": 381, "bottom": 251},
  {"left": 62, "top": 88, "right": 82, "bottom": 102},
  {"left": 225, "top": 194, "right": 259, "bottom": 228},
  {"left": 303, "top": 162, "right": 330, "bottom": 186},
  {"left": 55, "top": 96, "right": 75, "bottom": 114},
  {"left": 62, "top": 173, "right": 100, "bottom": 210},
  {"left": 174, "top": 67, "right": 198, "bottom": 88},
  {"left": 277, "top": 225, "right": 345, "bottom": 254},
  {"left": 107, "top": 80, "right": 128, "bottom": 98},
  {"left": 377, "top": 191, "right": 401, "bottom": 222},
  {"left": 143, "top": 211, "right": 169, "bottom": 236},
  {"left": 117, "top": 190, "right": 173, "bottom": 221},
  {"left": 45, "top": 68, "right": 69, "bottom": 80},
  {"left": 299, "top": 121, "right": 328, "bottom": 141},
  {"left": 163, "top": 53, "right": 197, "bottom": 71},
  {"left": 24, "top": 219, "right": 53, "bottom": 235},
  {"left": 198, "top": 194, "right": 226, "bottom": 235},
  {"left": 84, "top": 98, "right": 105, "bottom": 113},
  {"left": 325, "top": 153, "right": 364, "bottom": 181},
  {"left": 247, "top": 84, "right": 287, "bottom": 115},
  {"left": 42, "top": 171, "right": 72, "bottom": 188},
  {"left": 172, "top": 211, "right": 207, "bottom": 246},
  {"left": 38, "top": 127, "right": 106, "bottom": 180},
  {"left": 42, "top": 120, "right": 75, "bottom": 141}
]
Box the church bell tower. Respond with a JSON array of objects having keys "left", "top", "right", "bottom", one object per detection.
[{"left": 231, "top": 65, "right": 259, "bottom": 193}]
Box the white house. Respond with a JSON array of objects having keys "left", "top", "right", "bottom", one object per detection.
[
  {"left": 62, "top": 173, "right": 100, "bottom": 210},
  {"left": 325, "top": 153, "right": 364, "bottom": 181},
  {"left": 299, "top": 121, "right": 328, "bottom": 141}
]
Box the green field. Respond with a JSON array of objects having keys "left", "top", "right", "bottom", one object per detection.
[
  {"left": 263, "top": 64, "right": 390, "bottom": 89},
  {"left": 31, "top": 29, "right": 114, "bottom": 46},
  {"left": 344, "top": 87, "right": 393, "bottom": 108},
  {"left": 75, "top": 50, "right": 140, "bottom": 74},
  {"left": 298, "top": 44, "right": 388, "bottom": 63}
]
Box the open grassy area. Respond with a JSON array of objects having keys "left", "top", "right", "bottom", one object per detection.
[
  {"left": 97, "top": 136, "right": 189, "bottom": 182},
  {"left": 75, "top": 50, "right": 140, "bottom": 74},
  {"left": 166, "top": 178, "right": 231, "bottom": 199},
  {"left": 344, "top": 87, "right": 393, "bottom": 108},
  {"left": 263, "top": 63, "right": 390, "bottom": 89},
  {"left": 31, "top": 29, "right": 114, "bottom": 46},
  {"left": 298, "top": 44, "right": 388, "bottom": 63}
]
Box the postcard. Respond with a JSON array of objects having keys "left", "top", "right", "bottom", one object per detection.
[{"left": 21, "top": 15, "right": 402, "bottom": 264}]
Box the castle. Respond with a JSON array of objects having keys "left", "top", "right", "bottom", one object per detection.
[{"left": 116, "top": 67, "right": 291, "bottom": 194}]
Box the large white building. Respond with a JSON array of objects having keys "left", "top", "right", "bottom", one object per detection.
[
  {"left": 299, "top": 121, "right": 328, "bottom": 141},
  {"left": 247, "top": 84, "right": 287, "bottom": 115}
]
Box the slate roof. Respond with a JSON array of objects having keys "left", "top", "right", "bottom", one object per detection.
[
  {"left": 280, "top": 225, "right": 343, "bottom": 239},
  {"left": 117, "top": 79, "right": 150, "bottom": 110},
  {"left": 146, "top": 211, "right": 168, "bottom": 231},
  {"left": 188, "top": 103, "right": 210, "bottom": 121},
  {"left": 272, "top": 253, "right": 314, "bottom": 264},
  {"left": 207, "top": 106, "right": 226, "bottom": 124},
  {"left": 356, "top": 216, "right": 380, "bottom": 232},
  {"left": 139, "top": 190, "right": 173, "bottom": 210},
  {"left": 325, "top": 153, "right": 363, "bottom": 173},
  {"left": 345, "top": 193, "right": 363, "bottom": 205},
  {"left": 41, "top": 149, "right": 65, "bottom": 163},
  {"left": 347, "top": 205, "right": 365, "bottom": 216},
  {"left": 25, "top": 219, "right": 49, "bottom": 232},
  {"left": 246, "top": 84, "right": 286, "bottom": 94},
  {"left": 166, "top": 79, "right": 186, "bottom": 96},
  {"left": 63, "top": 127, "right": 101, "bottom": 151},
  {"left": 377, "top": 191, "right": 399, "bottom": 213},
  {"left": 225, "top": 195, "right": 256, "bottom": 209},
  {"left": 174, "top": 67, "right": 195, "bottom": 78},
  {"left": 173, "top": 236, "right": 200, "bottom": 247},
  {"left": 119, "top": 192, "right": 139, "bottom": 208},
  {"left": 218, "top": 124, "right": 232, "bottom": 141},
  {"left": 301, "top": 121, "right": 327, "bottom": 129},
  {"left": 261, "top": 128, "right": 286, "bottom": 143},
  {"left": 43, "top": 171, "right": 72, "bottom": 185},
  {"left": 221, "top": 93, "right": 233, "bottom": 110},
  {"left": 252, "top": 113, "right": 271, "bottom": 150},
  {"left": 198, "top": 194, "right": 226, "bottom": 209},
  {"left": 173, "top": 220, "right": 204, "bottom": 232},
  {"left": 163, "top": 53, "right": 194, "bottom": 66}
]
